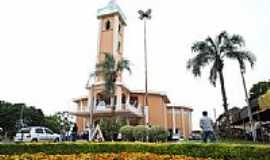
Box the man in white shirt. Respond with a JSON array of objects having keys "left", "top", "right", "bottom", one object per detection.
[{"left": 200, "top": 111, "right": 216, "bottom": 143}]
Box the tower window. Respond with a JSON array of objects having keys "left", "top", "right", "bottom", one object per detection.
[{"left": 105, "top": 20, "right": 111, "bottom": 30}]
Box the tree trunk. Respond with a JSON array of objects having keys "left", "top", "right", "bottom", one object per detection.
[
  {"left": 218, "top": 70, "right": 228, "bottom": 112},
  {"left": 218, "top": 69, "right": 231, "bottom": 137}
]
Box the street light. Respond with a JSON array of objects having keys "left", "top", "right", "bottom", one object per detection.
[
  {"left": 138, "top": 9, "right": 152, "bottom": 124},
  {"left": 240, "top": 68, "right": 255, "bottom": 142}
]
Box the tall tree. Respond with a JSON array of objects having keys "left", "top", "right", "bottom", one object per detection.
[
  {"left": 44, "top": 112, "right": 73, "bottom": 134},
  {"left": 0, "top": 101, "right": 45, "bottom": 138},
  {"left": 92, "top": 53, "right": 131, "bottom": 108},
  {"left": 187, "top": 31, "right": 254, "bottom": 113},
  {"left": 249, "top": 80, "right": 270, "bottom": 100}
]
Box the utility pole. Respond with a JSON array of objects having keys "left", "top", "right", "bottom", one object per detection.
[{"left": 138, "top": 9, "right": 152, "bottom": 124}]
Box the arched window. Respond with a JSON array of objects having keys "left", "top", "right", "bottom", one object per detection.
[{"left": 105, "top": 20, "right": 111, "bottom": 30}]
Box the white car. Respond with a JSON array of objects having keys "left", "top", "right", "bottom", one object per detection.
[{"left": 14, "top": 126, "right": 60, "bottom": 143}]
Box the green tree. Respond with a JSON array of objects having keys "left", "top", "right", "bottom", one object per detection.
[
  {"left": 90, "top": 54, "right": 131, "bottom": 141},
  {"left": 44, "top": 114, "right": 61, "bottom": 133},
  {"left": 0, "top": 101, "right": 45, "bottom": 138},
  {"left": 99, "top": 118, "right": 126, "bottom": 141},
  {"left": 44, "top": 112, "right": 73, "bottom": 134},
  {"left": 187, "top": 31, "right": 254, "bottom": 113},
  {"left": 249, "top": 80, "right": 270, "bottom": 100},
  {"left": 92, "top": 53, "right": 131, "bottom": 107}
]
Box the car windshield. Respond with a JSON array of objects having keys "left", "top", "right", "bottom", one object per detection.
[
  {"left": 19, "top": 128, "right": 30, "bottom": 133},
  {"left": 45, "top": 128, "right": 54, "bottom": 134}
]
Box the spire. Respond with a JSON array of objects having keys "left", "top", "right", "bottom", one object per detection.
[
  {"left": 109, "top": 0, "right": 116, "bottom": 4},
  {"left": 97, "top": 0, "right": 127, "bottom": 25}
]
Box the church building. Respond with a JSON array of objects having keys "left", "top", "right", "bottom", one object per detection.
[{"left": 72, "top": 1, "right": 193, "bottom": 139}]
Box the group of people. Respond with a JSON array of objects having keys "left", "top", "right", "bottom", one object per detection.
[
  {"left": 60, "top": 123, "right": 78, "bottom": 142},
  {"left": 69, "top": 112, "right": 216, "bottom": 143}
]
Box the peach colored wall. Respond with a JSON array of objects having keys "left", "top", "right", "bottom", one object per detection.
[
  {"left": 76, "top": 104, "right": 84, "bottom": 134},
  {"left": 74, "top": 98, "right": 89, "bottom": 134},
  {"left": 99, "top": 16, "right": 114, "bottom": 54},
  {"left": 132, "top": 94, "right": 168, "bottom": 129},
  {"left": 96, "top": 15, "right": 126, "bottom": 83},
  {"left": 167, "top": 108, "right": 192, "bottom": 138},
  {"left": 100, "top": 31, "right": 113, "bottom": 53}
]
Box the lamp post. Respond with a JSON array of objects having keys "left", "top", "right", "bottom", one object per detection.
[
  {"left": 240, "top": 68, "right": 255, "bottom": 142},
  {"left": 138, "top": 9, "right": 152, "bottom": 124}
]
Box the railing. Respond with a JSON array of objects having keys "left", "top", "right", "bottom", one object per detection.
[
  {"left": 93, "top": 103, "right": 143, "bottom": 116},
  {"left": 126, "top": 104, "right": 143, "bottom": 116},
  {"left": 94, "top": 104, "right": 112, "bottom": 112}
]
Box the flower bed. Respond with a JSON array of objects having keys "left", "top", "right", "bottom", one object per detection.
[
  {"left": 0, "top": 143, "right": 269, "bottom": 160},
  {"left": 0, "top": 152, "right": 214, "bottom": 160}
]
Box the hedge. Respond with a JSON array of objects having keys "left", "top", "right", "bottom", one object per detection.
[
  {"left": 0, "top": 143, "right": 270, "bottom": 159},
  {"left": 119, "top": 125, "right": 134, "bottom": 141},
  {"left": 120, "top": 125, "right": 169, "bottom": 142}
]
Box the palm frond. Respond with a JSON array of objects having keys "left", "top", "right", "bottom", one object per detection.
[
  {"left": 225, "top": 51, "right": 256, "bottom": 70},
  {"left": 187, "top": 59, "right": 201, "bottom": 77},
  {"left": 191, "top": 41, "right": 208, "bottom": 53},
  {"left": 205, "top": 37, "right": 217, "bottom": 54},
  {"left": 186, "top": 53, "right": 215, "bottom": 77},
  {"left": 216, "top": 31, "right": 229, "bottom": 48},
  {"left": 188, "top": 41, "right": 217, "bottom": 77},
  {"left": 116, "top": 59, "right": 132, "bottom": 74},
  {"left": 231, "top": 34, "right": 245, "bottom": 47}
]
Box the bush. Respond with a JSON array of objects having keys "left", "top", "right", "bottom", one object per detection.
[
  {"left": 119, "top": 125, "right": 134, "bottom": 141},
  {"left": 99, "top": 118, "right": 127, "bottom": 141},
  {"left": 120, "top": 125, "right": 169, "bottom": 142},
  {"left": 0, "top": 143, "right": 270, "bottom": 160},
  {"left": 133, "top": 125, "right": 148, "bottom": 141},
  {"left": 148, "top": 126, "right": 169, "bottom": 142}
]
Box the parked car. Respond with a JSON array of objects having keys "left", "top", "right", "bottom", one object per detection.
[
  {"left": 14, "top": 126, "right": 60, "bottom": 143},
  {"left": 189, "top": 130, "right": 202, "bottom": 140}
]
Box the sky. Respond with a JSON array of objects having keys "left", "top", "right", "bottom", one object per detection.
[{"left": 0, "top": 0, "right": 270, "bottom": 129}]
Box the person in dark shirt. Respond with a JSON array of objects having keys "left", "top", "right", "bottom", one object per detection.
[{"left": 72, "top": 123, "right": 78, "bottom": 141}]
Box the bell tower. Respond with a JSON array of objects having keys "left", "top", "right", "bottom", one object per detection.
[{"left": 95, "top": 0, "right": 127, "bottom": 83}]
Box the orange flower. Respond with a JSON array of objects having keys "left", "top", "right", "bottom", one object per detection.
[{"left": 0, "top": 153, "right": 214, "bottom": 160}]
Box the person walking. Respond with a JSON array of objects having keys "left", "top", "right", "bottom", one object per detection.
[{"left": 200, "top": 111, "right": 216, "bottom": 143}]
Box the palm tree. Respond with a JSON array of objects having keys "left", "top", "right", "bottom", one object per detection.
[
  {"left": 224, "top": 34, "right": 256, "bottom": 141},
  {"left": 91, "top": 53, "right": 131, "bottom": 141},
  {"left": 187, "top": 31, "right": 256, "bottom": 113},
  {"left": 92, "top": 53, "right": 131, "bottom": 108}
]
